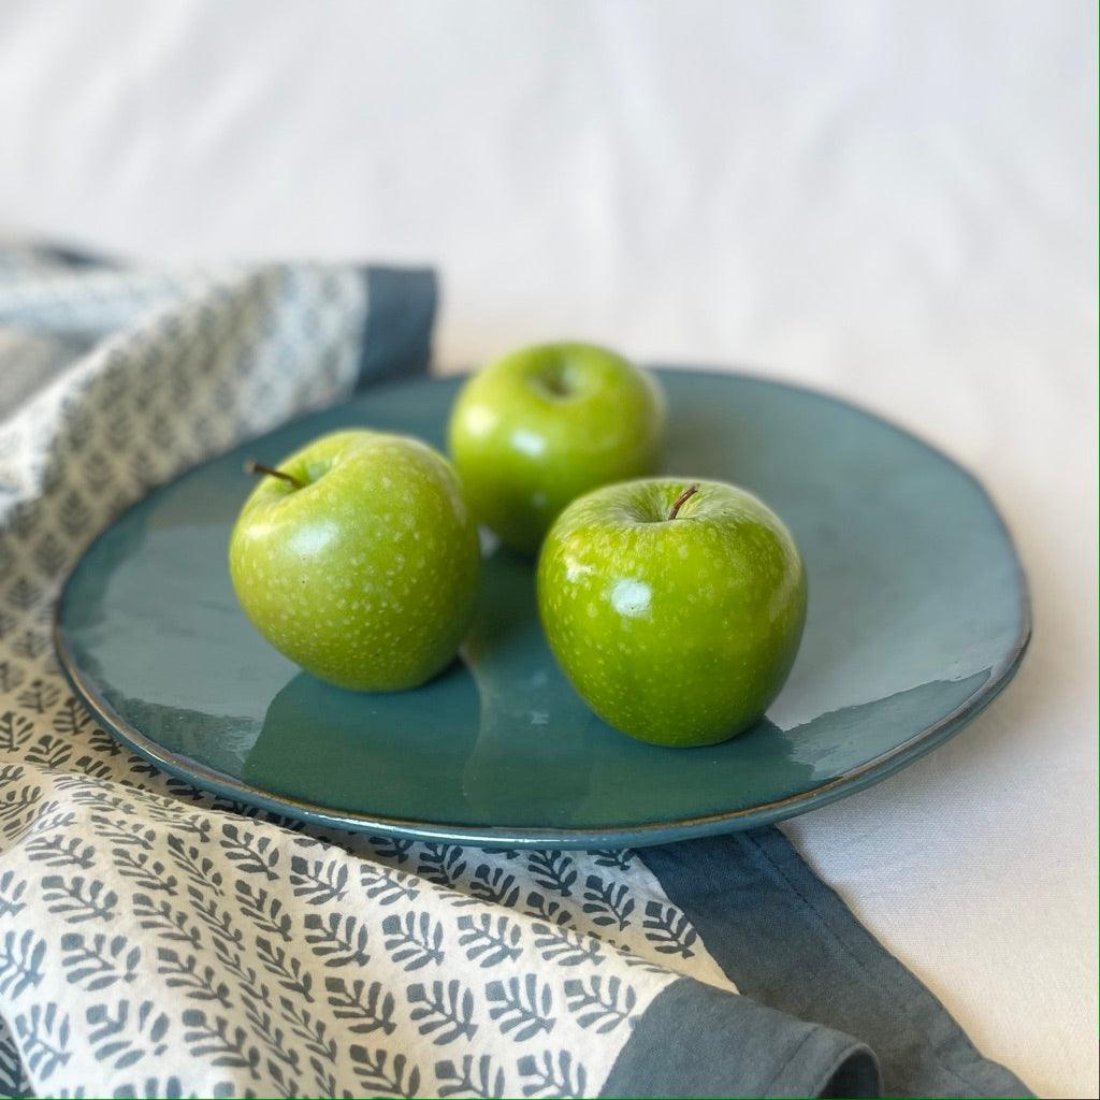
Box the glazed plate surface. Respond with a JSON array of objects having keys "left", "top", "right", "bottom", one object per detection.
[{"left": 55, "top": 370, "right": 1029, "bottom": 847}]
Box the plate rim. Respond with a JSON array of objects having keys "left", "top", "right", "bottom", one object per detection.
[{"left": 52, "top": 366, "right": 1033, "bottom": 849}]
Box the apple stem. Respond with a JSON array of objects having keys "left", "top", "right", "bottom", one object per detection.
[
  {"left": 244, "top": 459, "right": 304, "bottom": 490},
  {"left": 667, "top": 483, "right": 700, "bottom": 521}
]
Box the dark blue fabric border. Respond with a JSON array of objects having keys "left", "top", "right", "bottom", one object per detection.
[
  {"left": 600, "top": 976, "right": 880, "bottom": 1098},
  {"left": 640, "top": 828, "right": 1032, "bottom": 1098},
  {"left": 356, "top": 266, "right": 437, "bottom": 387}
]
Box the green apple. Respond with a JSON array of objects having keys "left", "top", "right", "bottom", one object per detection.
[
  {"left": 229, "top": 430, "right": 480, "bottom": 692},
  {"left": 448, "top": 342, "right": 665, "bottom": 554},
  {"left": 537, "top": 478, "right": 807, "bottom": 746}
]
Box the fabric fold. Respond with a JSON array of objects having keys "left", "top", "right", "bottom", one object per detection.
[
  {"left": 601, "top": 977, "right": 880, "bottom": 1098},
  {"left": 641, "top": 831, "right": 1032, "bottom": 1097}
]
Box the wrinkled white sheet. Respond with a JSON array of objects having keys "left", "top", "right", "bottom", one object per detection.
[{"left": 0, "top": 2, "right": 1095, "bottom": 1095}]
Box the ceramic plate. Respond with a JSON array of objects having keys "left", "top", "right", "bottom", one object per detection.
[{"left": 55, "top": 370, "right": 1030, "bottom": 848}]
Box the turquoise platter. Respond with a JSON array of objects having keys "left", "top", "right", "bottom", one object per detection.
[{"left": 54, "top": 369, "right": 1030, "bottom": 848}]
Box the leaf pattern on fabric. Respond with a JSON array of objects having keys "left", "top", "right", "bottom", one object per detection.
[
  {"left": 526, "top": 852, "right": 577, "bottom": 898},
  {"left": 0, "top": 930, "right": 46, "bottom": 998},
  {"left": 86, "top": 1000, "right": 170, "bottom": 1070},
  {"left": 581, "top": 876, "right": 635, "bottom": 931},
  {"left": 435, "top": 1053, "right": 506, "bottom": 1098},
  {"left": 181, "top": 1010, "right": 261, "bottom": 1079},
  {"left": 61, "top": 933, "right": 140, "bottom": 991},
  {"left": 516, "top": 1050, "right": 587, "bottom": 1098},
  {"left": 456, "top": 914, "right": 523, "bottom": 969},
  {"left": 642, "top": 901, "right": 699, "bottom": 958},
  {"left": 289, "top": 856, "right": 349, "bottom": 905},
  {"left": 0, "top": 870, "right": 27, "bottom": 918},
  {"left": 155, "top": 948, "right": 232, "bottom": 1007},
  {"left": 382, "top": 912, "right": 445, "bottom": 972},
  {"left": 407, "top": 980, "right": 478, "bottom": 1046},
  {"left": 25, "top": 835, "right": 96, "bottom": 869},
  {"left": 563, "top": 976, "right": 637, "bottom": 1034},
  {"left": 416, "top": 844, "right": 468, "bottom": 889},
  {"left": 303, "top": 911, "right": 370, "bottom": 968},
  {"left": 485, "top": 976, "right": 555, "bottom": 1042},
  {"left": 349, "top": 1045, "right": 421, "bottom": 1098},
  {"left": 15, "top": 1003, "right": 71, "bottom": 1082},
  {"left": 41, "top": 876, "right": 118, "bottom": 924},
  {"left": 325, "top": 977, "right": 397, "bottom": 1036}
]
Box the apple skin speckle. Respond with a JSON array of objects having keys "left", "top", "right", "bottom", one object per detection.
[
  {"left": 537, "top": 477, "right": 807, "bottom": 747},
  {"left": 229, "top": 429, "right": 480, "bottom": 692}
]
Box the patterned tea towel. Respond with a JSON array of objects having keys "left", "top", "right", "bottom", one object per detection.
[{"left": 0, "top": 246, "right": 1030, "bottom": 1099}]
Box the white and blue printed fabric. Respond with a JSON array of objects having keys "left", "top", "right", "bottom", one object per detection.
[{"left": 0, "top": 247, "right": 1029, "bottom": 1099}]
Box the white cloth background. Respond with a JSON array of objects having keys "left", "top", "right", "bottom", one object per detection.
[{"left": 0, "top": 2, "right": 1095, "bottom": 1096}]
